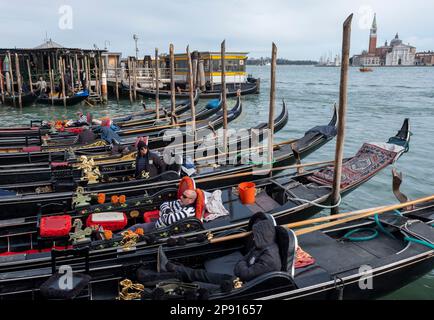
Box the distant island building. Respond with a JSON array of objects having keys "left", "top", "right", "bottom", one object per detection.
[
  {"left": 352, "top": 14, "right": 416, "bottom": 66},
  {"left": 415, "top": 51, "right": 434, "bottom": 66}
]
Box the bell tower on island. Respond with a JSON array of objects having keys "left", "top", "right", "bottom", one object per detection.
[{"left": 369, "top": 13, "right": 377, "bottom": 54}]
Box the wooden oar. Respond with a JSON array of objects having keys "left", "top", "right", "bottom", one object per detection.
[
  {"left": 210, "top": 194, "right": 434, "bottom": 244},
  {"left": 194, "top": 158, "right": 336, "bottom": 184},
  {"left": 194, "top": 138, "right": 298, "bottom": 163},
  {"left": 122, "top": 117, "right": 212, "bottom": 134}
]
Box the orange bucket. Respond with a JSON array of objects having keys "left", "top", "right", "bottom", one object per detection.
[{"left": 238, "top": 182, "right": 256, "bottom": 204}]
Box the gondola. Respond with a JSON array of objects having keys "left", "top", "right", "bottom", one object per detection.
[
  {"left": 36, "top": 90, "right": 89, "bottom": 106},
  {"left": 2, "top": 91, "right": 39, "bottom": 107},
  {"left": 0, "top": 94, "right": 241, "bottom": 164},
  {"left": 0, "top": 98, "right": 289, "bottom": 187},
  {"left": 0, "top": 90, "right": 200, "bottom": 139},
  {"left": 1, "top": 202, "right": 432, "bottom": 300},
  {"left": 126, "top": 78, "right": 260, "bottom": 100},
  {"left": 93, "top": 201, "right": 434, "bottom": 300},
  {"left": 0, "top": 119, "right": 409, "bottom": 267},
  {"left": 0, "top": 127, "right": 417, "bottom": 300}
]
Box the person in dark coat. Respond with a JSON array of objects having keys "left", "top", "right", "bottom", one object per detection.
[
  {"left": 135, "top": 140, "right": 167, "bottom": 179},
  {"left": 233, "top": 218, "right": 281, "bottom": 281},
  {"left": 157, "top": 218, "right": 283, "bottom": 287},
  {"left": 73, "top": 126, "right": 96, "bottom": 145}
]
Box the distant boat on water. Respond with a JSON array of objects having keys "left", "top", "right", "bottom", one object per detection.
[{"left": 360, "top": 66, "right": 373, "bottom": 72}]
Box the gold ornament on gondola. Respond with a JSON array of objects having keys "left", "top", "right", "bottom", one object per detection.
[
  {"left": 120, "top": 230, "right": 140, "bottom": 250},
  {"left": 72, "top": 186, "right": 92, "bottom": 208},
  {"left": 117, "top": 279, "right": 144, "bottom": 300},
  {"left": 141, "top": 171, "right": 150, "bottom": 179},
  {"left": 77, "top": 156, "right": 101, "bottom": 184}
]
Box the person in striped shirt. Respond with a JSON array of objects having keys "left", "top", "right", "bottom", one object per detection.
[{"left": 128, "top": 189, "right": 197, "bottom": 233}]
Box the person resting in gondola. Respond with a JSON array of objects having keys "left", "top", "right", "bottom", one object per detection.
[
  {"left": 140, "top": 216, "right": 295, "bottom": 292},
  {"left": 94, "top": 119, "right": 121, "bottom": 145},
  {"left": 134, "top": 139, "right": 167, "bottom": 179},
  {"left": 65, "top": 111, "right": 89, "bottom": 127},
  {"left": 127, "top": 189, "right": 197, "bottom": 234}
]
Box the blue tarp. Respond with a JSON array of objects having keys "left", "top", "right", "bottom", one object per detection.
[{"left": 206, "top": 99, "right": 220, "bottom": 109}]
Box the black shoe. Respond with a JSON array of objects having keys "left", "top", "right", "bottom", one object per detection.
[
  {"left": 157, "top": 245, "right": 169, "bottom": 273},
  {"left": 287, "top": 228, "right": 298, "bottom": 278}
]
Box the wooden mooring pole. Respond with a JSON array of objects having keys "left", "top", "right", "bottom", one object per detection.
[
  {"left": 268, "top": 43, "right": 277, "bottom": 173},
  {"left": 331, "top": 14, "right": 353, "bottom": 215},
  {"left": 170, "top": 43, "right": 176, "bottom": 124},
  {"left": 59, "top": 57, "right": 66, "bottom": 107},
  {"left": 115, "top": 65, "right": 120, "bottom": 104},
  {"left": 26, "top": 59, "right": 33, "bottom": 93},
  {"left": 47, "top": 57, "right": 54, "bottom": 106},
  {"left": 7, "top": 52, "right": 16, "bottom": 107},
  {"left": 221, "top": 40, "right": 228, "bottom": 154},
  {"left": 186, "top": 45, "right": 196, "bottom": 139},
  {"left": 0, "top": 66, "right": 5, "bottom": 104},
  {"left": 133, "top": 59, "right": 137, "bottom": 102},
  {"left": 155, "top": 48, "right": 160, "bottom": 119},
  {"left": 75, "top": 54, "right": 80, "bottom": 90},
  {"left": 14, "top": 53, "right": 23, "bottom": 108}
]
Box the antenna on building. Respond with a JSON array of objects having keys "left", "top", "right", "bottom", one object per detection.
[{"left": 133, "top": 34, "right": 139, "bottom": 60}]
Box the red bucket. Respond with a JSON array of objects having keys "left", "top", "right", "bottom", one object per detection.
[{"left": 238, "top": 182, "right": 256, "bottom": 204}]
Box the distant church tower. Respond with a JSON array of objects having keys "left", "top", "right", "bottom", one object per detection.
[{"left": 368, "top": 14, "right": 377, "bottom": 54}]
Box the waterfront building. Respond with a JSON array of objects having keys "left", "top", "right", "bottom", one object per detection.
[{"left": 415, "top": 51, "right": 434, "bottom": 66}]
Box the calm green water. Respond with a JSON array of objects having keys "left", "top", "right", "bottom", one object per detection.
[{"left": 0, "top": 65, "right": 433, "bottom": 299}]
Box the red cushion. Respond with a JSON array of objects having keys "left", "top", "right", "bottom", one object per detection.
[
  {"left": 65, "top": 127, "right": 84, "bottom": 134},
  {"left": 40, "top": 215, "right": 72, "bottom": 238},
  {"left": 177, "top": 176, "right": 196, "bottom": 199},
  {"left": 86, "top": 212, "right": 128, "bottom": 231},
  {"left": 22, "top": 146, "right": 41, "bottom": 152},
  {"left": 143, "top": 210, "right": 160, "bottom": 223},
  {"left": 0, "top": 246, "right": 72, "bottom": 257},
  {"left": 195, "top": 189, "right": 205, "bottom": 221},
  {"left": 51, "top": 162, "right": 69, "bottom": 168}
]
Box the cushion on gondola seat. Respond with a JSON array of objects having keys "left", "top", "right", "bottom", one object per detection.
[
  {"left": 51, "top": 162, "right": 69, "bottom": 168},
  {"left": 295, "top": 247, "right": 315, "bottom": 269},
  {"left": 86, "top": 212, "right": 127, "bottom": 231},
  {"left": 39, "top": 272, "right": 91, "bottom": 300},
  {"left": 195, "top": 188, "right": 206, "bottom": 220},
  {"left": 177, "top": 176, "right": 196, "bottom": 199},
  {"left": 39, "top": 215, "right": 72, "bottom": 238},
  {"left": 144, "top": 210, "right": 160, "bottom": 223},
  {"left": 65, "top": 127, "right": 84, "bottom": 134},
  {"left": 22, "top": 146, "right": 41, "bottom": 152}
]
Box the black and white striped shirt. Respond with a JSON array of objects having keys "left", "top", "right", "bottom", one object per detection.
[{"left": 155, "top": 200, "right": 196, "bottom": 228}]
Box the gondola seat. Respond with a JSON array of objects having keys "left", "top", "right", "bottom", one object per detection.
[
  {"left": 39, "top": 248, "right": 91, "bottom": 300},
  {"left": 86, "top": 212, "right": 128, "bottom": 231}
]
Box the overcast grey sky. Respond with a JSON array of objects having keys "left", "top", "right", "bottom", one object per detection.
[{"left": 1, "top": 0, "right": 433, "bottom": 60}]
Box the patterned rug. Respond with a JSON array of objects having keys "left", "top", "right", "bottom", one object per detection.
[{"left": 307, "top": 143, "right": 398, "bottom": 189}]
